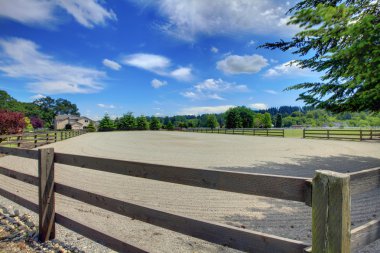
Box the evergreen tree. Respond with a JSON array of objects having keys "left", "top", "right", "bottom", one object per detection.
[
  {"left": 166, "top": 121, "right": 174, "bottom": 130},
  {"left": 261, "top": 0, "right": 380, "bottom": 112},
  {"left": 150, "top": 117, "right": 161, "bottom": 130},
  {"left": 275, "top": 114, "right": 283, "bottom": 128},
  {"left": 136, "top": 115, "right": 149, "bottom": 130},
  {"left": 118, "top": 113, "right": 136, "bottom": 130},
  {"left": 98, "top": 114, "right": 115, "bottom": 131},
  {"left": 225, "top": 108, "right": 242, "bottom": 128}
]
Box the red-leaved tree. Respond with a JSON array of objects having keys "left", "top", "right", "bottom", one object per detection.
[
  {"left": 0, "top": 110, "right": 26, "bottom": 136},
  {"left": 30, "top": 117, "right": 44, "bottom": 129}
]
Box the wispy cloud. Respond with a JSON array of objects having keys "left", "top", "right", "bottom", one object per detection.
[
  {"left": 97, "top": 103, "right": 116, "bottom": 109},
  {"left": 178, "top": 105, "right": 235, "bottom": 115},
  {"left": 151, "top": 78, "right": 167, "bottom": 88},
  {"left": 181, "top": 78, "right": 248, "bottom": 100},
  {"left": 264, "top": 89, "right": 278, "bottom": 95},
  {"left": 210, "top": 46, "right": 219, "bottom": 53},
  {"left": 0, "top": 0, "right": 116, "bottom": 28},
  {"left": 217, "top": 54, "right": 268, "bottom": 75},
  {"left": 264, "top": 60, "right": 316, "bottom": 78},
  {"left": 102, "top": 59, "right": 121, "bottom": 71},
  {"left": 137, "top": 0, "right": 299, "bottom": 41},
  {"left": 121, "top": 53, "right": 192, "bottom": 81},
  {"left": 29, "top": 94, "right": 45, "bottom": 100},
  {"left": 0, "top": 37, "right": 105, "bottom": 94},
  {"left": 250, "top": 103, "right": 268, "bottom": 110}
]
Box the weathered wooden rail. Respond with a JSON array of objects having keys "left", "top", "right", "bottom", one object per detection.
[
  {"left": 303, "top": 129, "right": 380, "bottom": 141},
  {"left": 0, "top": 130, "right": 86, "bottom": 148},
  {"left": 185, "top": 128, "right": 285, "bottom": 137},
  {"left": 0, "top": 146, "right": 378, "bottom": 252}
]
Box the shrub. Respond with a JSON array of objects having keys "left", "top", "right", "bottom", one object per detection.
[
  {"left": 0, "top": 110, "right": 25, "bottom": 138},
  {"left": 98, "top": 114, "right": 115, "bottom": 131},
  {"left": 86, "top": 122, "right": 96, "bottom": 132},
  {"left": 136, "top": 116, "right": 149, "bottom": 130},
  {"left": 150, "top": 117, "right": 161, "bottom": 130},
  {"left": 166, "top": 121, "right": 174, "bottom": 130},
  {"left": 30, "top": 117, "right": 44, "bottom": 129}
]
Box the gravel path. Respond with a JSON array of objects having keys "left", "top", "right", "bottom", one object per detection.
[{"left": 0, "top": 131, "right": 379, "bottom": 252}]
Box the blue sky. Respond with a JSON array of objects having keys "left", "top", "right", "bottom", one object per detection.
[{"left": 0, "top": 0, "right": 321, "bottom": 119}]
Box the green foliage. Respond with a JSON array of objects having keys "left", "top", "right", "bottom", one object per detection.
[
  {"left": 117, "top": 112, "right": 136, "bottom": 130},
  {"left": 150, "top": 116, "right": 161, "bottom": 130},
  {"left": 178, "top": 121, "right": 187, "bottom": 128},
  {"left": 24, "top": 117, "right": 34, "bottom": 132},
  {"left": 260, "top": 0, "right": 380, "bottom": 112},
  {"left": 136, "top": 115, "right": 149, "bottom": 130},
  {"left": 225, "top": 106, "right": 254, "bottom": 128},
  {"left": 98, "top": 114, "right": 115, "bottom": 132},
  {"left": 86, "top": 122, "right": 96, "bottom": 132},
  {"left": 166, "top": 121, "right": 174, "bottom": 130},
  {"left": 275, "top": 114, "right": 283, "bottom": 128},
  {"left": 263, "top": 113, "right": 272, "bottom": 128},
  {"left": 253, "top": 114, "right": 263, "bottom": 128},
  {"left": 206, "top": 114, "right": 219, "bottom": 129}
]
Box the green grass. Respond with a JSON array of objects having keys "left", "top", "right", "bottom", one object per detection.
[{"left": 284, "top": 129, "right": 303, "bottom": 138}]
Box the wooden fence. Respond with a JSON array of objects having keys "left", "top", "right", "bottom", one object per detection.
[
  {"left": 186, "top": 128, "right": 285, "bottom": 137},
  {"left": 0, "top": 130, "right": 86, "bottom": 148},
  {"left": 303, "top": 129, "right": 380, "bottom": 141},
  {"left": 0, "top": 147, "right": 379, "bottom": 252}
]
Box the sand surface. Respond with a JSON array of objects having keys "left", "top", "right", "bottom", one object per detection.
[{"left": 0, "top": 131, "right": 379, "bottom": 252}]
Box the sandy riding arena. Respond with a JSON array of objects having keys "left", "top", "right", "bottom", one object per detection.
[{"left": 1, "top": 131, "right": 379, "bottom": 252}]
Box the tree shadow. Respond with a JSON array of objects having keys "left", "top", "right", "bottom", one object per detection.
[{"left": 212, "top": 154, "right": 380, "bottom": 178}]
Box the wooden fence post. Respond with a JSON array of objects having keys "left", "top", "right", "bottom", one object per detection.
[
  {"left": 312, "top": 170, "right": 351, "bottom": 253},
  {"left": 327, "top": 130, "right": 330, "bottom": 139},
  {"left": 370, "top": 129, "right": 373, "bottom": 140},
  {"left": 54, "top": 132, "right": 57, "bottom": 142},
  {"left": 34, "top": 134, "right": 37, "bottom": 148},
  {"left": 303, "top": 128, "right": 306, "bottom": 139},
  {"left": 360, "top": 129, "right": 363, "bottom": 141},
  {"left": 38, "top": 148, "right": 55, "bottom": 242},
  {"left": 17, "top": 136, "right": 21, "bottom": 148},
  {"left": 266, "top": 129, "right": 269, "bottom": 136}
]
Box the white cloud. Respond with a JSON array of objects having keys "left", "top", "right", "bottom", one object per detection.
[
  {"left": 179, "top": 105, "right": 235, "bottom": 115},
  {"left": 264, "top": 89, "right": 278, "bottom": 95},
  {"left": 182, "top": 78, "right": 248, "bottom": 101},
  {"left": 211, "top": 47, "right": 219, "bottom": 53},
  {"left": 0, "top": 37, "right": 105, "bottom": 94},
  {"left": 250, "top": 103, "right": 268, "bottom": 110},
  {"left": 170, "top": 67, "right": 192, "bottom": 81},
  {"left": 247, "top": 40, "right": 255, "bottom": 47},
  {"left": 102, "top": 59, "right": 121, "bottom": 71},
  {"left": 0, "top": 0, "right": 116, "bottom": 28},
  {"left": 138, "top": 0, "right": 299, "bottom": 41},
  {"left": 151, "top": 79, "right": 167, "bottom": 88},
  {"left": 97, "top": 103, "right": 116, "bottom": 109},
  {"left": 30, "top": 94, "right": 46, "bottom": 100},
  {"left": 217, "top": 54, "right": 268, "bottom": 75},
  {"left": 121, "top": 53, "right": 192, "bottom": 81},
  {"left": 264, "top": 60, "right": 315, "bottom": 78}
]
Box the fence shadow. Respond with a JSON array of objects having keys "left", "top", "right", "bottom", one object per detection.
[{"left": 212, "top": 154, "right": 380, "bottom": 178}]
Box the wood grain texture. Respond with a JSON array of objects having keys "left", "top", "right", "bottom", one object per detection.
[
  {"left": 0, "top": 147, "right": 38, "bottom": 159},
  {"left": 349, "top": 167, "right": 380, "bottom": 195},
  {"left": 54, "top": 152, "right": 309, "bottom": 202},
  {"left": 55, "top": 213, "right": 148, "bottom": 253},
  {"left": 0, "top": 166, "right": 38, "bottom": 186},
  {"left": 55, "top": 183, "right": 310, "bottom": 253},
  {"left": 312, "top": 170, "right": 351, "bottom": 253},
  {"left": 38, "top": 148, "right": 55, "bottom": 242},
  {"left": 351, "top": 219, "right": 380, "bottom": 252}
]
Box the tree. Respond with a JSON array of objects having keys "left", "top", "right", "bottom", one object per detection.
[
  {"left": 30, "top": 117, "right": 44, "bottom": 129},
  {"left": 260, "top": 0, "right": 380, "bottom": 112},
  {"left": 0, "top": 111, "right": 26, "bottom": 136},
  {"left": 254, "top": 114, "right": 264, "bottom": 128},
  {"left": 118, "top": 113, "right": 136, "bottom": 130},
  {"left": 86, "top": 122, "right": 96, "bottom": 132},
  {"left": 166, "top": 121, "right": 174, "bottom": 130},
  {"left": 225, "top": 108, "right": 242, "bottom": 128},
  {"left": 55, "top": 98, "right": 80, "bottom": 116},
  {"left": 275, "top": 114, "right": 283, "bottom": 128},
  {"left": 136, "top": 115, "right": 149, "bottom": 130},
  {"left": 98, "top": 114, "right": 115, "bottom": 131},
  {"left": 206, "top": 114, "right": 219, "bottom": 129},
  {"left": 150, "top": 117, "right": 161, "bottom": 130},
  {"left": 178, "top": 122, "right": 187, "bottom": 128},
  {"left": 24, "top": 117, "right": 34, "bottom": 131},
  {"left": 263, "top": 113, "right": 272, "bottom": 128}
]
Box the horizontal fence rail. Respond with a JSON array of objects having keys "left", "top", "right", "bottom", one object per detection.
[
  {"left": 0, "top": 145, "right": 379, "bottom": 252},
  {"left": 0, "top": 130, "right": 85, "bottom": 148},
  {"left": 303, "top": 129, "right": 380, "bottom": 141},
  {"left": 185, "top": 128, "right": 285, "bottom": 137}
]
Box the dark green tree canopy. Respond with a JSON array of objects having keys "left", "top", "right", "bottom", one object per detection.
[
  {"left": 261, "top": 0, "right": 380, "bottom": 112},
  {"left": 206, "top": 114, "right": 219, "bottom": 129},
  {"left": 98, "top": 114, "right": 115, "bottom": 132}
]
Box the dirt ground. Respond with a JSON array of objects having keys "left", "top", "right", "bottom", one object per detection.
[{"left": 0, "top": 131, "right": 379, "bottom": 252}]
